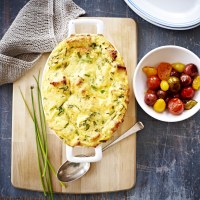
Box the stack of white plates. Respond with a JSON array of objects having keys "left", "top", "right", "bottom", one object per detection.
[{"left": 124, "top": 0, "right": 200, "bottom": 30}]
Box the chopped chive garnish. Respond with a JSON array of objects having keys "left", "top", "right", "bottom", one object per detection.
[
  {"left": 91, "top": 85, "right": 97, "bottom": 90},
  {"left": 77, "top": 52, "right": 81, "bottom": 58},
  {"left": 58, "top": 106, "right": 64, "bottom": 115},
  {"left": 85, "top": 124, "right": 90, "bottom": 131}
]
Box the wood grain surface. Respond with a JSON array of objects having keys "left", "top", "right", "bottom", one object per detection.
[{"left": 11, "top": 18, "right": 137, "bottom": 193}]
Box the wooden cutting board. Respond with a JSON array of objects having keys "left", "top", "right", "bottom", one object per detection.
[{"left": 11, "top": 17, "right": 137, "bottom": 193}]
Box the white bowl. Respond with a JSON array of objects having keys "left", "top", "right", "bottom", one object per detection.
[{"left": 133, "top": 45, "right": 200, "bottom": 122}]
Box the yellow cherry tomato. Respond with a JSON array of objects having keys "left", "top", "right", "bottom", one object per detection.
[
  {"left": 142, "top": 66, "right": 157, "bottom": 77},
  {"left": 153, "top": 99, "right": 166, "bottom": 113},
  {"left": 172, "top": 63, "right": 185, "bottom": 73},
  {"left": 192, "top": 75, "right": 200, "bottom": 90},
  {"left": 160, "top": 80, "right": 169, "bottom": 91}
]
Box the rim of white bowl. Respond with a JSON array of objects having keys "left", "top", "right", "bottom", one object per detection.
[{"left": 133, "top": 45, "right": 200, "bottom": 122}]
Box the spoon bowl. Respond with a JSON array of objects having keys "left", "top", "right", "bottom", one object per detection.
[
  {"left": 57, "top": 121, "right": 144, "bottom": 182},
  {"left": 57, "top": 155, "right": 90, "bottom": 182}
]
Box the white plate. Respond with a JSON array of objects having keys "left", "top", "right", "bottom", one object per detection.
[
  {"left": 132, "top": 5, "right": 200, "bottom": 30},
  {"left": 124, "top": 0, "right": 200, "bottom": 28}
]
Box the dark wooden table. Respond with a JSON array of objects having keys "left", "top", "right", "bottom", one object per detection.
[{"left": 1, "top": 0, "right": 200, "bottom": 199}]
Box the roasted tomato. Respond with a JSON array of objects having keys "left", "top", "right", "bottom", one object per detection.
[
  {"left": 168, "top": 98, "right": 184, "bottom": 115},
  {"left": 157, "top": 62, "right": 172, "bottom": 80}
]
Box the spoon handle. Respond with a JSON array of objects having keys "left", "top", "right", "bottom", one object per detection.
[{"left": 102, "top": 121, "right": 144, "bottom": 152}]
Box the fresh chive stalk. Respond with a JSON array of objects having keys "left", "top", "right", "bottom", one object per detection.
[{"left": 20, "top": 72, "right": 66, "bottom": 199}]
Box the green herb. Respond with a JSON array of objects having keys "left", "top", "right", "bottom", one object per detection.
[
  {"left": 100, "top": 90, "right": 105, "bottom": 94},
  {"left": 85, "top": 95, "right": 90, "bottom": 99},
  {"left": 58, "top": 106, "right": 64, "bottom": 115},
  {"left": 109, "top": 110, "right": 115, "bottom": 115},
  {"left": 64, "top": 122, "right": 69, "bottom": 128},
  {"left": 120, "top": 105, "right": 125, "bottom": 111},
  {"left": 83, "top": 135, "right": 89, "bottom": 141},
  {"left": 75, "top": 130, "right": 79, "bottom": 135},
  {"left": 111, "top": 114, "right": 117, "bottom": 120},
  {"left": 59, "top": 86, "right": 68, "bottom": 91},
  {"left": 90, "top": 112, "right": 97, "bottom": 117},
  {"left": 93, "top": 121, "right": 97, "bottom": 126},
  {"left": 20, "top": 72, "right": 65, "bottom": 199},
  {"left": 68, "top": 105, "right": 74, "bottom": 108},
  {"left": 91, "top": 43, "right": 97, "bottom": 48},
  {"left": 77, "top": 52, "right": 81, "bottom": 58},
  {"left": 85, "top": 124, "right": 90, "bottom": 131},
  {"left": 91, "top": 85, "right": 97, "bottom": 90},
  {"left": 84, "top": 74, "right": 90, "bottom": 77},
  {"left": 68, "top": 104, "right": 80, "bottom": 110}
]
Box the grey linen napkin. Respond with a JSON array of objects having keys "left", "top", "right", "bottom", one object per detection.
[{"left": 0, "top": 0, "right": 85, "bottom": 85}]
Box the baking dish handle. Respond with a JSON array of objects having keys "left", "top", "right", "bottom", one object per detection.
[
  {"left": 66, "top": 145, "right": 102, "bottom": 163},
  {"left": 68, "top": 19, "right": 104, "bottom": 36}
]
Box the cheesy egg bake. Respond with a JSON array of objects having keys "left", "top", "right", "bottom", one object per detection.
[{"left": 42, "top": 34, "right": 129, "bottom": 147}]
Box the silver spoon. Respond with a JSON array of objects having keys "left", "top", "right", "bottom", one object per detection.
[{"left": 57, "top": 121, "right": 144, "bottom": 182}]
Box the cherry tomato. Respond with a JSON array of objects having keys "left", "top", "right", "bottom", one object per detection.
[
  {"left": 146, "top": 89, "right": 156, "bottom": 94},
  {"left": 172, "top": 63, "right": 185, "bottom": 73},
  {"left": 157, "top": 62, "right": 172, "bottom": 80},
  {"left": 144, "top": 93, "right": 157, "bottom": 106},
  {"left": 170, "top": 69, "right": 180, "bottom": 78},
  {"left": 168, "top": 98, "right": 184, "bottom": 115},
  {"left": 142, "top": 66, "right": 157, "bottom": 77},
  {"left": 192, "top": 75, "right": 200, "bottom": 90},
  {"left": 180, "top": 74, "right": 192, "bottom": 86},
  {"left": 153, "top": 99, "right": 166, "bottom": 113},
  {"left": 172, "top": 93, "right": 180, "bottom": 99},
  {"left": 160, "top": 80, "right": 169, "bottom": 91},
  {"left": 165, "top": 96, "right": 171, "bottom": 104},
  {"left": 157, "top": 90, "right": 167, "bottom": 99},
  {"left": 147, "top": 75, "right": 161, "bottom": 90},
  {"left": 168, "top": 76, "right": 181, "bottom": 93},
  {"left": 181, "top": 86, "right": 195, "bottom": 99},
  {"left": 183, "top": 63, "right": 198, "bottom": 77}
]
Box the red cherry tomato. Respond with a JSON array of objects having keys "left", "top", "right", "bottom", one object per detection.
[
  {"left": 146, "top": 89, "right": 156, "bottom": 94},
  {"left": 147, "top": 75, "right": 161, "bottom": 90},
  {"left": 183, "top": 64, "right": 198, "bottom": 77},
  {"left": 168, "top": 98, "right": 184, "bottom": 115},
  {"left": 180, "top": 74, "right": 192, "bottom": 86},
  {"left": 144, "top": 93, "right": 157, "bottom": 106},
  {"left": 181, "top": 86, "right": 195, "bottom": 99}
]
